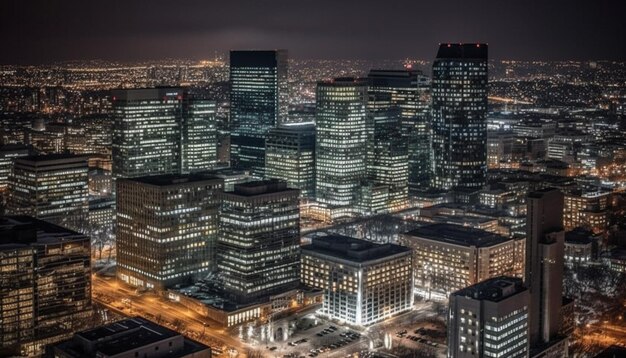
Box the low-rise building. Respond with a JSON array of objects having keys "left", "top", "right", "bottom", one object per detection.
[
  {"left": 400, "top": 223, "right": 525, "bottom": 299},
  {"left": 301, "top": 235, "right": 413, "bottom": 326},
  {"left": 49, "top": 317, "right": 211, "bottom": 358}
]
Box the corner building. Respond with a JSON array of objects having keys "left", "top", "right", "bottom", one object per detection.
[
  {"left": 301, "top": 235, "right": 413, "bottom": 326},
  {"left": 217, "top": 180, "right": 300, "bottom": 303},
  {"left": 116, "top": 174, "right": 223, "bottom": 290}
]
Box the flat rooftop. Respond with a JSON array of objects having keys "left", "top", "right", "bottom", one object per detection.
[
  {"left": 0, "top": 215, "right": 86, "bottom": 247},
  {"left": 404, "top": 223, "right": 510, "bottom": 248},
  {"left": 452, "top": 276, "right": 526, "bottom": 302},
  {"left": 18, "top": 153, "right": 88, "bottom": 162},
  {"left": 229, "top": 179, "right": 298, "bottom": 196},
  {"left": 302, "top": 235, "right": 411, "bottom": 263},
  {"left": 122, "top": 173, "right": 223, "bottom": 187}
]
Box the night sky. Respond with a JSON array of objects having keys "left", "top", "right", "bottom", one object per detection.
[{"left": 1, "top": 0, "right": 625, "bottom": 64}]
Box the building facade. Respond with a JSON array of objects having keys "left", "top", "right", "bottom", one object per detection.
[
  {"left": 367, "top": 69, "right": 431, "bottom": 191},
  {"left": 431, "top": 43, "right": 488, "bottom": 191},
  {"left": 0, "top": 216, "right": 91, "bottom": 357},
  {"left": 112, "top": 88, "right": 217, "bottom": 179},
  {"left": 116, "top": 174, "right": 223, "bottom": 290},
  {"left": 0, "top": 144, "right": 29, "bottom": 192},
  {"left": 315, "top": 78, "right": 368, "bottom": 211},
  {"left": 229, "top": 50, "right": 288, "bottom": 177},
  {"left": 301, "top": 235, "right": 413, "bottom": 326},
  {"left": 448, "top": 277, "right": 529, "bottom": 358},
  {"left": 265, "top": 123, "right": 316, "bottom": 199},
  {"left": 400, "top": 223, "right": 525, "bottom": 299},
  {"left": 563, "top": 191, "right": 609, "bottom": 234},
  {"left": 7, "top": 154, "right": 89, "bottom": 230},
  {"left": 217, "top": 180, "right": 300, "bottom": 303}
]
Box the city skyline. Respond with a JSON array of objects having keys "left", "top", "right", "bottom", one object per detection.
[{"left": 1, "top": 0, "right": 626, "bottom": 64}]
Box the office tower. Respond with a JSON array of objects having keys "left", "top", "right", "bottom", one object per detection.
[
  {"left": 217, "top": 180, "right": 300, "bottom": 303},
  {"left": 0, "top": 144, "right": 29, "bottom": 192},
  {"left": 366, "top": 108, "right": 408, "bottom": 212},
  {"left": 526, "top": 189, "right": 568, "bottom": 355},
  {"left": 301, "top": 235, "right": 413, "bottom": 326},
  {"left": 0, "top": 216, "right": 91, "bottom": 357},
  {"left": 182, "top": 100, "right": 218, "bottom": 173},
  {"left": 315, "top": 78, "right": 368, "bottom": 210},
  {"left": 51, "top": 317, "right": 211, "bottom": 358},
  {"left": 367, "top": 69, "right": 431, "bottom": 190},
  {"left": 112, "top": 88, "right": 217, "bottom": 179},
  {"left": 116, "top": 174, "right": 223, "bottom": 290},
  {"left": 400, "top": 223, "right": 525, "bottom": 298},
  {"left": 229, "top": 50, "right": 288, "bottom": 177},
  {"left": 7, "top": 154, "right": 89, "bottom": 230},
  {"left": 563, "top": 191, "right": 609, "bottom": 234},
  {"left": 448, "top": 277, "right": 529, "bottom": 358},
  {"left": 431, "top": 43, "right": 488, "bottom": 191},
  {"left": 265, "top": 123, "right": 316, "bottom": 199}
]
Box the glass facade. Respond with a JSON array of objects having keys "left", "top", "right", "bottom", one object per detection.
[
  {"left": 229, "top": 50, "right": 288, "bottom": 178},
  {"left": 431, "top": 44, "right": 488, "bottom": 191},
  {"left": 0, "top": 216, "right": 91, "bottom": 357},
  {"left": 265, "top": 123, "right": 316, "bottom": 199},
  {"left": 315, "top": 78, "right": 368, "bottom": 209},
  {"left": 367, "top": 69, "right": 431, "bottom": 191},
  {"left": 116, "top": 174, "right": 223, "bottom": 290},
  {"left": 217, "top": 180, "right": 300, "bottom": 304}
]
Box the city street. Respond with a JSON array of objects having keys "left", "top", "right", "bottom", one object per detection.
[{"left": 91, "top": 274, "right": 248, "bottom": 356}]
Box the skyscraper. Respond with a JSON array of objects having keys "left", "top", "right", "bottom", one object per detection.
[
  {"left": 431, "top": 43, "right": 488, "bottom": 191},
  {"left": 448, "top": 277, "right": 529, "bottom": 358},
  {"left": 526, "top": 188, "right": 568, "bottom": 356},
  {"left": 7, "top": 154, "right": 89, "bottom": 230},
  {"left": 315, "top": 78, "right": 368, "bottom": 211},
  {"left": 367, "top": 69, "right": 431, "bottom": 190},
  {"left": 112, "top": 88, "right": 217, "bottom": 179},
  {"left": 265, "top": 123, "right": 316, "bottom": 199},
  {"left": 365, "top": 108, "right": 408, "bottom": 212},
  {"left": 116, "top": 174, "right": 223, "bottom": 290},
  {"left": 229, "top": 50, "right": 288, "bottom": 177},
  {"left": 0, "top": 216, "right": 91, "bottom": 357},
  {"left": 217, "top": 180, "right": 300, "bottom": 303},
  {"left": 0, "top": 144, "right": 29, "bottom": 193}
]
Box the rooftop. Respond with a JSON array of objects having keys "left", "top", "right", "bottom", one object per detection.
[
  {"left": 436, "top": 43, "right": 488, "bottom": 59},
  {"left": 54, "top": 317, "right": 210, "bottom": 358},
  {"left": 404, "top": 223, "right": 510, "bottom": 248},
  {"left": 18, "top": 153, "right": 88, "bottom": 163},
  {"left": 0, "top": 215, "right": 86, "bottom": 247},
  {"left": 302, "top": 235, "right": 411, "bottom": 263},
  {"left": 229, "top": 179, "right": 298, "bottom": 197},
  {"left": 452, "top": 276, "right": 526, "bottom": 302},
  {"left": 121, "top": 173, "right": 223, "bottom": 187}
]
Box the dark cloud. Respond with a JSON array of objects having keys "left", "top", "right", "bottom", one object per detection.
[{"left": 1, "top": 0, "right": 625, "bottom": 64}]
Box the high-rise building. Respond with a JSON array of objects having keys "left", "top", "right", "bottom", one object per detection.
[
  {"left": 7, "top": 154, "right": 89, "bottom": 230},
  {"left": 301, "top": 235, "right": 413, "bottom": 326},
  {"left": 526, "top": 188, "right": 569, "bottom": 357},
  {"left": 116, "top": 174, "right": 223, "bottom": 290},
  {"left": 315, "top": 78, "right": 368, "bottom": 211},
  {"left": 367, "top": 69, "right": 431, "bottom": 190},
  {"left": 50, "top": 317, "right": 211, "bottom": 358},
  {"left": 365, "top": 108, "right": 408, "bottom": 212},
  {"left": 0, "top": 216, "right": 91, "bottom": 357},
  {"left": 431, "top": 43, "right": 488, "bottom": 191},
  {"left": 217, "top": 180, "right": 300, "bottom": 303},
  {"left": 448, "top": 277, "right": 529, "bottom": 358},
  {"left": 0, "top": 144, "right": 29, "bottom": 192},
  {"left": 400, "top": 223, "right": 525, "bottom": 298},
  {"left": 229, "top": 50, "right": 288, "bottom": 177},
  {"left": 112, "top": 88, "right": 217, "bottom": 179},
  {"left": 265, "top": 123, "right": 316, "bottom": 199}
]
